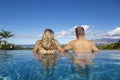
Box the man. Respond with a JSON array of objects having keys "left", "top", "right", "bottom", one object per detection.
[
  {"left": 63, "top": 26, "right": 99, "bottom": 68},
  {"left": 63, "top": 27, "right": 99, "bottom": 78},
  {"left": 63, "top": 26, "right": 99, "bottom": 54}
]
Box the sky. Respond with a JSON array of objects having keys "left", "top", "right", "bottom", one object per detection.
[{"left": 0, "top": 0, "right": 120, "bottom": 44}]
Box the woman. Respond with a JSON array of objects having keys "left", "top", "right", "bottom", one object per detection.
[
  {"left": 33, "top": 28, "right": 63, "bottom": 55},
  {"left": 33, "top": 29, "right": 63, "bottom": 77}
]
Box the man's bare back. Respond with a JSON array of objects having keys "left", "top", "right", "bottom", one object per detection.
[
  {"left": 64, "top": 26, "right": 99, "bottom": 68},
  {"left": 64, "top": 38, "right": 99, "bottom": 53}
]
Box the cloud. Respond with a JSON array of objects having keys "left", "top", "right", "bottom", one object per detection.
[
  {"left": 102, "top": 27, "right": 120, "bottom": 39},
  {"left": 55, "top": 25, "right": 120, "bottom": 40},
  {"left": 11, "top": 26, "right": 120, "bottom": 43},
  {"left": 90, "top": 27, "right": 120, "bottom": 39},
  {"left": 55, "top": 25, "right": 90, "bottom": 38},
  {"left": 12, "top": 25, "right": 91, "bottom": 39},
  {"left": 55, "top": 26, "right": 76, "bottom": 38},
  {"left": 107, "top": 27, "right": 120, "bottom": 36},
  {"left": 55, "top": 25, "right": 107, "bottom": 40},
  {"left": 81, "top": 25, "right": 90, "bottom": 30},
  {"left": 13, "top": 34, "right": 42, "bottom": 38}
]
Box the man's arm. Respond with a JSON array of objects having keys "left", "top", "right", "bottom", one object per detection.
[
  {"left": 91, "top": 41, "right": 99, "bottom": 56},
  {"left": 64, "top": 52, "right": 74, "bottom": 60},
  {"left": 63, "top": 41, "right": 72, "bottom": 51}
]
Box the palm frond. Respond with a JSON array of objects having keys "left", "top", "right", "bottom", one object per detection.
[{"left": 1, "top": 29, "right": 14, "bottom": 38}]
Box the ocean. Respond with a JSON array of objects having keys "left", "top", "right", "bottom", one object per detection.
[{"left": 17, "top": 45, "right": 35, "bottom": 48}]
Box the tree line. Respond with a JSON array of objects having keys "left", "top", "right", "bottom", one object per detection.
[
  {"left": 0, "top": 29, "right": 32, "bottom": 50},
  {"left": 0, "top": 29, "right": 15, "bottom": 50},
  {"left": 98, "top": 40, "right": 120, "bottom": 50},
  {"left": 0, "top": 29, "right": 14, "bottom": 45}
]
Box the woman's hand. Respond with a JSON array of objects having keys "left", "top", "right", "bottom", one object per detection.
[
  {"left": 46, "top": 50, "right": 55, "bottom": 54},
  {"left": 50, "top": 50, "right": 56, "bottom": 54}
]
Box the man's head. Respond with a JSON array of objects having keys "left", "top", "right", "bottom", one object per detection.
[{"left": 75, "top": 26, "right": 85, "bottom": 38}]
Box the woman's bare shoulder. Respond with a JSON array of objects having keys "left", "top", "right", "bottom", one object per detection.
[
  {"left": 54, "top": 39, "right": 59, "bottom": 44},
  {"left": 36, "top": 40, "right": 41, "bottom": 45}
]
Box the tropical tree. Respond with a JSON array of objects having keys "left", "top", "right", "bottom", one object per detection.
[
  {"left": 0, "top": 29, "right": 14, "bottom": 45},
  {"left": 113, "top": 40, "right": 120, "bottom": 49},
  {"left": 0, "top": 32, "right": 2, "bottom": 44},
  {"left": 118, "top": 39, "right": 120, "bottom": 44}
]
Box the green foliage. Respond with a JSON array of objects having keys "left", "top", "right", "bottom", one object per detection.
[
  {"left": 0, "top": 29, "right": 14, "bottom": 39},
  {"left": 0, "top": 43, "right": 18, "bottom": 50},
  {"left": 99, "top": 40, "right": 120, "bottom": 50},
  {"left": 0, "top": 43, "right": 33, "bottom": 50},
  {"left": 0, "top": 29, "right": 33, "bottom": 50},
  {"left": 0, "top": 29, "right": 14, "bottom": 50}
]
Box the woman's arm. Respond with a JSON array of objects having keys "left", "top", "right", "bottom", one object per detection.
[
  {"left": 55, "top": 40, "right": 64, "bottom": 53},
  {"left": 33, "top": 41, "right": 40, "bottom": 53}
]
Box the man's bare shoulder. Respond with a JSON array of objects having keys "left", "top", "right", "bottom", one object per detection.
[
  {"left": 69, "top": 40, "right": 77, "bottom": 44},
  {"left": 65, "top": 40, "right": 76, "bottom": 46},
  {"left": 86, "top": 39, "right": 92, "bottom": 42},
  {"left": 86, "top": 40, "right": 95, "bottom": 44}
]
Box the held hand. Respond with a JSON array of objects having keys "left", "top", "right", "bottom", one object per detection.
[
  {"left": 46, "top": 50, "right": 55, "bottom": 54},
  {"left": 50, "top": 50, "right": 55, "bottom": 54}
]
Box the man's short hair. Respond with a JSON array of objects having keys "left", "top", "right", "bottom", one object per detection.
[{"left": 75, "top": 26, "right": 85, "bottom": 37}]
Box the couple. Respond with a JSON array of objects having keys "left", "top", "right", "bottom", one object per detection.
[{"left": 33, "top": 26, "right": 99, "bottom": 59}]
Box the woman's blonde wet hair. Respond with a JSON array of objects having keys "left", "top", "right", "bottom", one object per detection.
[{"left": 41, "top": 29, "right": 56, "bottom": 50}]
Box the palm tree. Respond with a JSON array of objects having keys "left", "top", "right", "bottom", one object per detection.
[
  {"left": 0, "top": 32, "right": 2, "bottom": 44},
  {"left": 0, "top": 29, "right": 14, "bottom": 46}
]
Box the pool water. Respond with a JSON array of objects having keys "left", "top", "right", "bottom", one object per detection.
[{"left": 0, "top": 50, "right": 120, "bottom": 80}]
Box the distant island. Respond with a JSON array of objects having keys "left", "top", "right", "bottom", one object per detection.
[{"left": 98, "top": 39, "right": 120, "bottom": 50}]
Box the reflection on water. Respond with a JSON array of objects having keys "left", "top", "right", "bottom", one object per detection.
[
  {"left": 33, "top": 52, "right": 62, "bottom": 80},
  {"left": 0, "top": 50, "right": 13, "bottom": 62},
  {"left": 63, "top": 52, "right": 95, "bottom": 80},
  {"left": 71, "top": 64, "right": 94, "bottom": 80},
  {"left": 0, "top": 50, "right": 120, "bottom": 80},
  {"left": 34, "top": 51, "right": 95, "bottom": 80}
]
